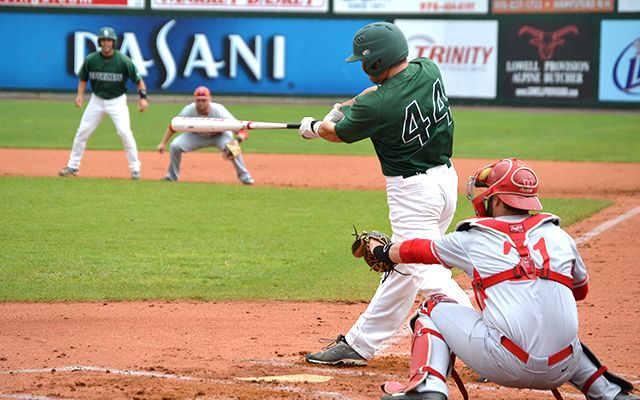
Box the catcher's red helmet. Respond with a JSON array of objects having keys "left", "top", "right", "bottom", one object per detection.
[
  {"left": 193, "top": 86, "right": 211, "bottom": 99},
  {"left": 467, "top": 158, "right": 542, "bottom": 217}
]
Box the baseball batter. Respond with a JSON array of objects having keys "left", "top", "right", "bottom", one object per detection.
[
  {"left": 156, "top": 86, "right": 254, "bottom": 185},
  {"left": 366, "top": 158, "right": 638, "bottom": 400},
  {"left": 299, "top": 21, "right": 472, "bottom": 365},
  {"left": 59, "top": 26, "right": 147, "bottom": 180}
]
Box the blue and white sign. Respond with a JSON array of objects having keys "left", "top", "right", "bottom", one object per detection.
[
  {"left": 335, "top": 0, "right": 488, "bottom": 14},
  {"left": 618, "top": 0, "right": 640, "bottom": 12},
  {"left": 395, "top": 19, "right": 498, "bottom": 99},
  {"left": 0, "top": 13, "right": 373, "bottom": 96},
  {"left": 151, "top": 0, "right": 328, "bottom": 12},
  {"left": 599, "top": 20, "right": 640, "bottom": 102}
]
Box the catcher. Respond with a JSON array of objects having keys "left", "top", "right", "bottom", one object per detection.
[
  {"left": 156, "top": 86, "right": 254, "bottom": 185},
  {"left": 353, "top": 158, "right": 638, "bottom": 400}
]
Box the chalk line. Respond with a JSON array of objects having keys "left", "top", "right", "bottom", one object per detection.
[
  {"left": 1, "top": 365, "right": 352, "bottom": 400},
  {"left": 575, "top": 205, "right": 640, "bottom": 245}
]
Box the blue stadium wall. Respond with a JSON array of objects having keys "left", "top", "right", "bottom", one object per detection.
[{"left": 0, "top": 2, "right": 638, "bottom": 108}]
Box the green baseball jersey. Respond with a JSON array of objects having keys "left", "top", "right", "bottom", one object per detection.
[
  {"left": 78, "top": 50, "right": 141, "bottom": 100},
  {"left": 335, "top": 58, "right": 454, "bottom": 177}
]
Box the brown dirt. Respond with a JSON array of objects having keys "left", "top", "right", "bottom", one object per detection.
[{"left": 1, "top": 148, "right": 639, "bottom": 400}]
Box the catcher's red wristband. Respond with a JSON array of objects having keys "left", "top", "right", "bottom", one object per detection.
[
  {"left": 572, "top": 283, "right": 589, "bottom": 301},
  {"left": 399, "top": 239, "right": 436, "bottom": 264}
]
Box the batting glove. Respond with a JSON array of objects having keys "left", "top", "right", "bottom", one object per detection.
[
  {"left": 323, "top": 103, "right": 344, "bottom": 123},
  {"left": 299, "top": 117, "right": 321, "bottom": 139}
]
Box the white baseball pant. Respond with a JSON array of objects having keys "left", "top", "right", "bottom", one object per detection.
[
  {"left": 346, "top": 163, "right": 473, "bottom": 359},
  {"left": 66, "top": 93, "right": 141, "bottom": 172}
]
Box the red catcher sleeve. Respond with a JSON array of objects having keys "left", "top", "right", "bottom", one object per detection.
[
  {"left": 572, "top": 283, "right": 589, "bottom": 301},
  {"left": 399, "top": 239, "right": 438, "bottom": 264}
]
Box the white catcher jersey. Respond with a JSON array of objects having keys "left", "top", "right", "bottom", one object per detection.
[
  {"left": 432, "top": 214, "right": 589, "bottom": 356},
  {"left": 178, "top": 102, "right": 237, "bottom": 137}
]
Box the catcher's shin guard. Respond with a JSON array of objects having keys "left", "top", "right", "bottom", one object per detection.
[
  {"left": 382, "top": 318, "right": 448, "bottom": 395},
  {"left": 407, "top": 294, "right": 458, "bottom": 334},
  {"left": 578, "top": 341, "right": 634, "bottom": 396}
]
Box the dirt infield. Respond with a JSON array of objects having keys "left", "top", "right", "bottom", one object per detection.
[{"left": 1, "top": 149, "right": 639, "bottom": 400}]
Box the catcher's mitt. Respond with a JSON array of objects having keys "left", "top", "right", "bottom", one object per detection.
[
  {"left": 223, "top": 140, "right": 242, "bottom": 160},
  {"left": 351, "top": 227, "right": 402, "bottom": 282}
]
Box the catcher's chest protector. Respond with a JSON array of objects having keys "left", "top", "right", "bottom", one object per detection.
[{"left": 466, "top": 213, "right": 573, "bottom": 310}]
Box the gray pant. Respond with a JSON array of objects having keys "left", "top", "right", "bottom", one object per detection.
[
  {"left": 415, "top": 303, "right": 624, "bottom": 400},
  {"left": 165, "top": 132, "right": 251, "bottom": 182}
]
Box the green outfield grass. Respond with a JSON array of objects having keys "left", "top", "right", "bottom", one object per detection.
[
  {"left": 0, "top": 177, "right": 611, "bottom": 302},
  {"left": 0, "top": 99, "right": 639, "bottom": 162}
]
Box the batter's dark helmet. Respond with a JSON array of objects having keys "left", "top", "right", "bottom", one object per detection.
[
  {"left": 467, "top": 158, "right": 542, "bottom": 217},
  {"left": 98, "top": 27, "right": 117, "bottom": 46},
  {"left": 345, "top": 22, "right": 408, "bottom": 77}
]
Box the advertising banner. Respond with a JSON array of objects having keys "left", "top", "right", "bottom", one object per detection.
[
  {"left": 151, "top": 0, "right": 328, "bottom": 13},
  {"left": 501, "top": 21, "right": 595, "bottom": 101},
  {"left": 394, "top": 19, "right": 497, "bottom": 99},
  {"left": 0, "top": 13, "right": 373, "bottom": 96},
  {"left": 492, "top": 0, "right": 613, "bottom": 14},
  {"left": 334, "top": 0, "right": 488, "bottom": 14},
  {"left": 0, "top": 0, "right": 143, "bottom": 8},
  {"left": 618, "top": 0, "right": 640, "bottom": 12},
  {"left": 599, "top": 20, "right": 640, "bottom": 103}
]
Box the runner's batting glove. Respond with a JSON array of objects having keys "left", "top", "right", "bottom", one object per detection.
[
  {"left": 323, "top": 103, "right": 345, "bottom": 123},
  {"left": 299, "top": 117, "right": 321, "bottom": 139}
]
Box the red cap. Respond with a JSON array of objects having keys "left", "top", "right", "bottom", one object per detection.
[{"left": 194, "top": 86, "right": 211, "bottom": 99}]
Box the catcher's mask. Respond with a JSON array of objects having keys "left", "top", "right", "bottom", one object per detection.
[{"left": 466, "top": 158, "right": 542, "bottom": 217}]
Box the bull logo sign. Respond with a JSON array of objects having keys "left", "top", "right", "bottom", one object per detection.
[{"left": 518, "top": 25, "right": 579, "bottom": 61}]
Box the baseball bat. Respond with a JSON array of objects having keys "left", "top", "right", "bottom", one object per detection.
[{"left": 171, "top": 117, "right": 301, "bottom": 133}]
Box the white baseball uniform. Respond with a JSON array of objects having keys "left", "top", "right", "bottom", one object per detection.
[
  {"left": 346, "top": 163, "right": 473, "bottom": 359},
  {"left": 331, "top": 58, "right": 473, "bottom": 361},
  {"left": 66, "top": 49, "right": 143, "bottom": 174},
  {"left": 164, "top": 102, "right": 252, "bottom": 183},
  {"left": 385, "top": 213, "right": 628, "bottom": 400}
]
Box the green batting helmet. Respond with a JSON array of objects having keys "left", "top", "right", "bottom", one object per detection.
[
  {"left": 345, "top": 22, "right": 408, "bottom": 77},
  {"left": 98, "top": 26, "right": 117, "bottom": 45}
]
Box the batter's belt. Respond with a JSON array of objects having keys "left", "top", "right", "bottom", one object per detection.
[{"left": 401, "top": 159, "right": 452, "bottom": 179}]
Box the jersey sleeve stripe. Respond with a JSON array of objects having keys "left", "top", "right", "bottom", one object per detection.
[
  {"left": 430, "top": 241, "right": 453, "bottom": 269},
  {"left": 572, "top": 274, "right": 589, "bottom": 288}
]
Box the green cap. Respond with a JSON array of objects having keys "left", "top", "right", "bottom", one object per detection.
[{"left": 345, "top": 22, "right": 408, "bottom": 76}]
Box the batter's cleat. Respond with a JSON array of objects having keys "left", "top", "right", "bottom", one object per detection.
[
  {"left": 58, "top": 167, "right": 78, "bottom": 177},
  {"left": 614, "top": 393, "right": 640, "bottom": 400},
  {"left": 161, "top": 176, "right": 175, "bottom": 181},
  {"left": 306, "top": 334, "right": 367, "bottom": 366},
  {"left": 131, "top": 170, "right": 141, "bottom": 180},
  {"left": 380, "top": 391, "right": 447, "bottom": 400}
]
